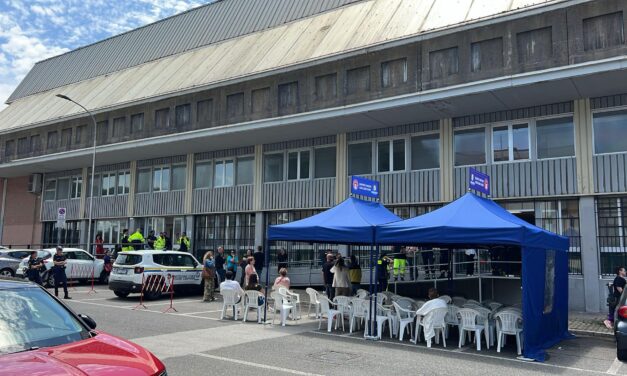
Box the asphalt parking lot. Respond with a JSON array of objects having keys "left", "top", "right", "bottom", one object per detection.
[{"left": 60, "top": 285, "right": 626, "bottom": 376}]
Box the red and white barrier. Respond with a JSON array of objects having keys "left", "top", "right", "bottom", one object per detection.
[
  {"left": 67, "top": 264, "right": 98, "bottom": 294},
  {"left": 133, "top": 274, "right": 175, "bottom": 312}
]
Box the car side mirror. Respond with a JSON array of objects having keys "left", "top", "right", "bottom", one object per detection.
[{"left": 78, "top": 313, "right": 97, "bottom": 330}]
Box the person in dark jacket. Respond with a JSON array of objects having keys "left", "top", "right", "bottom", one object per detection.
[
  {"left": 253, "top": 246, "right": 264, "bottom": 278},
  {"left": 277, "top": 248, "right": 288, "bottom": 273},
  {"left": 215, "top": 247, "right": 226, "bottom": 283},
  {"left": 26, "top": 251, "right": 44, "bottom": 285}
]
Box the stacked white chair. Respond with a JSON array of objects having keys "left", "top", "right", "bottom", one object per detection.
[
  {"left": 305, "top": 288, "right": 321, "bottom": 318},
  {"left": 392, "top": 301, "right": 416, "bottom": 342},
  {"left": 243, "top": 290, "right": 265, "bottom": 323},
  {"left": 415, "top": 307, "right": 448, "bottom": 348},
  {"left": 494, "top": 310, "right": 524, "bottom": 355}
]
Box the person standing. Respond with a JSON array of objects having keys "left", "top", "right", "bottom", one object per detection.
[
  {"left": 376, "top": 255, "right": 391, "bottom": 292},
  {"left": 154, "top": 232, "right": 166, "bottom": 251},
  {"left": 103, "top": 250, "right": 113, "bottom": 280},
  {"left": 465, "top": 248, "right": 476, "bottom": 276},
  {"left": 277, "top": 248, "right": 288, "bottom": 273},
  {"left": 121, "top": 229, "right": 132, "bottom": 252},
  {"left": 331, "top": 257, "right": 351, "bottom": 297},
  {"left": 226, "top": 250, "right": 239, "bottom": 276},
  {"left": 253, "top": 246, "right": 264, "bottom": 279},
  {"left": 606, "top": 266, "right": 627, "bottom": 328},
  {"left": 215, "top": 247, "right": 226, "bottom": 283},
  {"left": 26, "top": 251, "right": 44, "bottom": 285},
  {"left": 178, "top": 232, "right": 191, "bottom": 253},
  {"left": 202, "top": 251, "right": 216, "bottom": 302},
  {"left": 95, "top": 234, "right": 105, "bottom": 258},
  {"left": 438, "top": 248, "right": 450, "bottom": 279},
  {"left": 421, "top": 247, "right": 435, "bottom": 280},
  {"left": 146, "top": 231, "right": 157, "bottom": 250},
  {"left": 244, "top": 257, "right": 257, "bottom": 288},
  {"left": 240, "top": 249, "right": 252, "bottom": 285},
  {"left": 392, "top": 246, "right": 407, "bottom": 281},
  {"left": 164, "top": 232, "right": 173, "bottom": 250},
  {"left": 348, "top": 254, "right": 362, "bottom": 295},
  {"left": 52, "top": 246, "right": 71, "bottom": 299},
  {"left": 322, "top": 253, "right": 335, "bottom": 300},
  {"left": 129, "top": 228, "right": 145, "bottom": 251}
]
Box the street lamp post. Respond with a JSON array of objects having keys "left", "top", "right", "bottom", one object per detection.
[{"left": 55, "top": 94, "right": 97, "bottom": 255}]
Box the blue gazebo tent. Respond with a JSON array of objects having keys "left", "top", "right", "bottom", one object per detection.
[
  {"left": 268, "top": 197, "right": 401, "bottom": 244},
  {"left": 376, "top": 192, "right": 571, "bottom": 361}
]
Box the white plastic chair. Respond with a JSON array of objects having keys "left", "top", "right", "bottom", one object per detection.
[
  {"left": 382, "top": 291, "right": 395, "bottom": 301},
  {"left": 279, "top": 287, "right": 301, "bottom": 319},
  {"left": 451, "top": 296, "right": 467, "bottom": 306},
  {"left": 318, "top": 296, "right": 344, "bottom": 332},
  {"left": 472, "top": 306, "right": 495, "bottom": 348},
  {"left": 220, "top": 288, "right": 244, "bottom": 320},
  {"left": 349, "top": 298, "right": 369, "bottom": 333},
  {"left": 306, "top": 288, "right": 321, "bottom": 318},
  {"left": 375, "top": 303, "right": 394, "bottom": 339},
  {"left": 494, "top": 310, "right": 524, "bottom": 355},
  {"left": 355, "top": 289, "right": 369, "bottom": 299},
  {"left": 333, "top": 296, "right": 352, "bottom": 325},
  {"left": 392, "top": 301, "right": 416, "bottom": 341},
  {"left": 445, "top": 304, "right": 460, "bottom": 338},
  {"left": 395, "top": 297, "right": 417, "bottom": 311},
  {"left": 457, "top": 308, "right": 487, "bottom": 351},
  {"left": 243, "top": 290, "right": 265, "bottom": 323},
  {"left": 415, "top": 307, "right": 448, "bottom": 348},
  {"left": 439, "top": 295, "right": 452, "bottom": 304},
  {"left": 373, "top": 292, "right": 387, "bottom": 305},
  {"left": 487, "top": 302, "right": 503, "bottom": 312},
  {"left": 271, "top": 291, "right": 295, "bottom": 327},
  {"left": 415, "top": 300, "right": 426, "bottom": 309},
  {"left": 466, "top": 299, "right": 481, "bottom": 305}
]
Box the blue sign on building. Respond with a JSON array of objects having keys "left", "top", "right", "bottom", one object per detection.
[
  {"left": 469, "top": 168, "right": 490, "bottom": 196},
  {"left": 350, "top": 176, "right": 380, "bottom": 198}
]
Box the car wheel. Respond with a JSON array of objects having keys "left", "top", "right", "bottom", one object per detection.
[
  {"left": 618, "top": 349, "right": 627, "bottom": 361},
  {"left": 114, "top": 290, "right": 130, "bottom": 298},
  {"left": 0, "top": 268, "right": 14, "bottom": 277},
  {"left": 46, "top": 272, "right": 55, "bottom": 288}
]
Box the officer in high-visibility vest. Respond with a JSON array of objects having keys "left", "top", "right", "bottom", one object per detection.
[
  {"left": 121, "top": 229, "right": 133, "bottom": 252},
  {"left": 128, "top": 228, "right": 145, "bottom": 251},
  {"left": 154, "top": 232, "right": 166, "bottom": 251},
  {"left": 178, "top": 232, "right": 191, "bottom": 252}
]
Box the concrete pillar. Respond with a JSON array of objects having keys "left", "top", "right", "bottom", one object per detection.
[
  {"left": 79, "top": 167, "right": 88, "bottom": 219},
  {"left": 574, "top": 98, "right": 594, "bottom": 195},
  {"left": 184, "top": 154, "right": 194, "bottom": 214},
  {"left": 254, "top": 211, "right": 264, "bottom": 249},
  {"left": 579, "top": 196, "right": 601, "bottom": 312},
  {"left": 253, "top": 145, "right": 263, "bottom": 211},
  {"left": 439, "top": 118, "right": 454, "bottom": 202},
  {"left": 79, "top": 220, "right": 89, "bottom": 248},
  {"left": 335, "top": 133, "right": 348, "bottom": 203},
  {"left": 127, "top": 161, "right": 137, "bottom": 217}
]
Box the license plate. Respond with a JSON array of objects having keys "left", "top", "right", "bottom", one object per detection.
[{"left": 114, "top": 268, "right": 128, "bottom": 275}]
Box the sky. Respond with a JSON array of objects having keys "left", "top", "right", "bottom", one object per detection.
[{"left": 0, "top": 0, "right": 206, "bottom": 110}]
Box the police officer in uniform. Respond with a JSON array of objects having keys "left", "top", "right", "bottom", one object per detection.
[
  {"left": 26, "top": 250, "right": 44, "bottom": 285},
  {"left": 52, "top": 246, "right": 71, "bottom": 299},
  {"left": 178, "top": 232, "right": 190, "bottom": 252}
]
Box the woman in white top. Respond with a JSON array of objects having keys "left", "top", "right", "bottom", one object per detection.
[
  {"left": 273, "top": 268, "right": 291, "bottom": 290},
  {"left": 331, "top": 257, "right": 351, "bottom": 297}
]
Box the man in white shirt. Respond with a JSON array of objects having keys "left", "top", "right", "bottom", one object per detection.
[
  {"left": 220, "top": 270, "right": 243, "bottom": 293},
  {"left": 415, "top": 288, "right": 448, "bottom": 344}
]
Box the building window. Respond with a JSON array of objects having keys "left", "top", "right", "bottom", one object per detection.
[
  {"left": 117, "top": 171, "right": 130, "bottom": 195},
  {"left": 315, "top": 73, "right": 337, "bottom": 101},
  {"left": 517, "top": 27, "right": 553, "bottom": 65},
  {"left": 251, "top": 88, "right": 271, "bottom": 113},
  {"left": 44, "top": 179, "right": 56, "bottom": 201},
  {"left": 152, "top": 166, "right": 171, "bottom": 192},
  {"left": 101, "top": 172, "right": 116, "bottom": 196},
  {"left": 236, "top": 157, "right": 254, "bottom": 185},
  {"left": 381, "top": 58, "right": 407, "bottom": 88},
  {"left": 155, "top": 108, "right": 170, "bottom": 129},
  {"left": 197, "top": 100, "right": 213, "bottom": 126},
  {"left": 348, "top": 142, "right": 372, "bottom": 175},
  {"left": 377, "top": 139, "right": 405, "bottom": 172},
  {"left": 492, "top": 124, "right": 529, "bottom": 162},
  {"left": 346, "top": 66, "right": 370, "bottom": 95},
  {"left": 226, "top": 93, "right": 244, "bottom": 118},
  {"left": 137, "top": 168, "right": 151, "bottom": 193},
  {"left": 583, "top": 12, "right": 624, "bottom": 51},
  {"left": 536, "top": 117, "right": 575, "bottom": 159},
  {"left": 214, "top": 160, "right": 234, "bottom": 187},
  {"left": 112, "top": 117, "right": 127, "bottom": 138},
  {"left": 97, "top": 121, "right": 108, "bottom": 144},
  {"left": 287, "top": 150, "right": 310, "bottom": 180},
  {"left": 429, "top": 47, "right": 459, "bottom": 80},
  {"left": 71, "top": 176, "right": 82, "bottom": 199},
  {"left": 411, "top": 134, "right": 440, "bottom": 170},
  {"left": 175, "top": 104, "right": 191, "bottom": 128},
  {"left": 278, "top": 82, "right": 298, "bottom": 114},
  {"left": 47, "top": 131, "right": 58, "bottom": 150},
  {"left": 597, "top": 196, "right": 627, "bottom": 275},
  {"left": 60, "top": 128, "right": 72, "bottom": 148},
  {"left": 17, "top": 137, "right": 28, "bottom": 156},
  {"left": 471, "top": 38, "right": 503, "bottom": 73},
  {"left": 130, "top": 113, "right": 144, "bottom": 133},
  {"left": 314, "top": 146, "right": 336, "bottom": 178},
  {"left": 454, "top": 128, "right": 486, "bottom": 166},
  {"left": 56, "top": 178, "right": 70, "bottom": 200},
  {"left": 594, "top": 110, "right": 627, "bottom": 154},
  {"left": 194, "top": 213, "right": 255, "bottom": 258},
  {"left": 264, "top": 153, "right": 284, "bottom": 182},
  {"left": 194, "top": 161, "right": 212, "bottom": 189},
  {"left": 30, "top": 135, "right": 42, "bottom": 153},
  {"left": 75, "top": 125, "right": 86, "bottom": 144},
  {"left": 171, "top": 164, "right": 186, "bottom": 190},
  {"left": 4, "top": 140, "right": 15, "bottom": 158}
]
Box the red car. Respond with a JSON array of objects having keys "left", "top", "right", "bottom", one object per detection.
[{"left": 0, "top": 278, "right": 166, "bottom": 375}]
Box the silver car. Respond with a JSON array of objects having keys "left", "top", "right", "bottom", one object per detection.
[{"left": 0, "top": 249, "right": 33, "bottom": 277}]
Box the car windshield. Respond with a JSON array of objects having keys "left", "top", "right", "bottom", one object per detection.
[
  {"left": 0, "top": 287, "right": 90, "bottom": 354},
  {"left": 115, "top": 254, "right": 143, "bottom": 266}
]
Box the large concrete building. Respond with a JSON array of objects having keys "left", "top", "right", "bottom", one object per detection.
[{"left": 0, "top": 0, "right": 626, "bottom": 311}]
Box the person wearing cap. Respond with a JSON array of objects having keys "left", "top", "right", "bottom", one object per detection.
[{"left": 52, "top": 246, "right": 71, "bottom": 299}]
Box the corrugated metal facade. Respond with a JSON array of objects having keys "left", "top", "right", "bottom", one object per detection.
[
  {"left": 356, "top": 170, "right": 441, "bottom": 204},
  {"left": 262, "top": 179, "right": 336, "bottom": 210},
  {"left": 42, "top": 199, "right": 81, "bottom": 221},
  {"left": 85, "top": 196, "right": 129, "bottom": 219},
  {"left": 8, "top": 0, "right": 365, "bottom": 102},
  {"left": 134, "top": 191, "right": 185, "bottom": 216},
  {"left": 193, "top": 185, "right": 254, "bottom": 213},
  {"left": 594, "top": 154, "right": 627, "bottom": 193}
]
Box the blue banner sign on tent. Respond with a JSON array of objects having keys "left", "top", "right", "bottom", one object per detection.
[
  {"left": 350, "top": 176, "right": 380, "bottom": 198},
  {"left": 469, "top": 168, "right": 490, "bottom": 196}
]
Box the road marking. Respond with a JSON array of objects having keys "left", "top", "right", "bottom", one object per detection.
[
  {"left": 67, "top": 299, "right": 223, "bottom": 321},
  {"left": 191, "top": 352, "right": 323, "bottom": 376},
  {"left": 311, "top": 331, "right": 615, "bottom": 375},
  {"left": 178, "top": 310, "right": 222, "bottom": 315},
  {"left": 607, "top": 358, "right": 622, "bottom": 375}
]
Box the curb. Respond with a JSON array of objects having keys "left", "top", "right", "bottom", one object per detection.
[{"left": 569, "top": 328, "right": 613, "bottom": 338}]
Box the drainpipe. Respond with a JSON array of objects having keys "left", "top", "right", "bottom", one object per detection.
[{"left": 0, "top": 178, "right": 7, "bottom": 244}]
